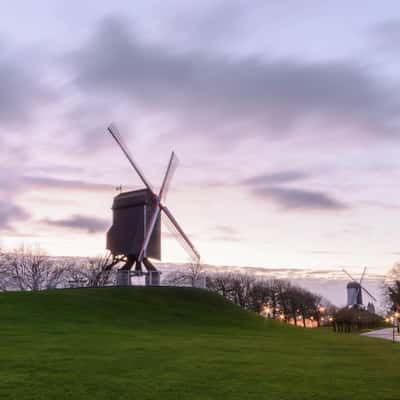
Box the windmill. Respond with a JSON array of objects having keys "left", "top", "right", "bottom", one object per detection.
[
  {"left": 105, "top": 123, "right": 200, "bottom": 286},
  {"left": 342, "top": 267, "right": 377, "bottom": 311}
]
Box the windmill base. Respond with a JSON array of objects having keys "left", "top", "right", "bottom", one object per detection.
[
  {"left": 116, "top": 270, "right": 131, "bottom": 286},
  {"left": 145, "top": 271, "right": 161, "bottom": 286},
  {"left": 113, "top": 257, "right": 161, "bottom": 287}
]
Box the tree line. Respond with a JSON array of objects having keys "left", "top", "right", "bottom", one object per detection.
[
  {"left": 0, "top": 246, "right": 115, "bottom": 291},
  {"left": 204, "top": 272, "right": 335, "bottom": 327},
  {"left": 1, "top": 246, "right": 334, "bottom": 326},
  {"left": 162, "top": 266, "right": 335, "bottom": 326}
]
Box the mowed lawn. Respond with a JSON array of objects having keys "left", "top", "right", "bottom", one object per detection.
[{"left": 0, "top": 287, "right": 399, "bottom": 399}]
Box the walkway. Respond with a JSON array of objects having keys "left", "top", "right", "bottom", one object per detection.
[{"left": 361, "top": 327, "right": 400, "bottom": 342}]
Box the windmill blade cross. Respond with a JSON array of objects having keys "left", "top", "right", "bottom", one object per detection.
[
  {"left": 108, "top": 124, "right": 154, "bottom": 193},
  {"left": 106, "top": 123, "right": 201, "bottom": 277},
  {"left": 361, "top": 286, "right": 377, "bottom": 302},
  {"left": 159, "top": 151, "right": 179, "bottom": 202},
  {"left": 161, "top": 204, "right": 200, "bottom": 263},
  {"left": 162, "top": 214, "right": 199, "bottom": 264},
  {"left": 342, "top": 269, "right": 357, "bottom": 282},
  {"left": 138, "top": 205, "right": 161, "bottom": 262},
  {"left": 359, "top": 266, "right": 367, "bottom": 285},
  {"left": 138, "top": 152, "right": 182, "bottom": 262},
  {"left": 354, "top": 266, "right": 368, "bottom": 303}
]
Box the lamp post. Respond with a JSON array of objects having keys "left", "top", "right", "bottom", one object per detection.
[
  {"left": 389, "top": 313, "right": 399, "bottom": 344},
  {"left": 394, "top": 312, "right": 399, "bottom": 343},
  {"left": 317, "top": 305, "right": 325, "bottom": 328}
]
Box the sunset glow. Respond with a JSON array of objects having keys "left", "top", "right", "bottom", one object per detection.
[{"left": 1, "top": 1, "right": 400, "bottom": 276}]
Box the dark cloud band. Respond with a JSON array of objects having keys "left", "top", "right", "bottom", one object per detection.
[
  {"left": 69, "top": 17, "right": 400, "bottom": 143},
  {"left": 42, "top": 214, "right": 109, "bottom": 234}
]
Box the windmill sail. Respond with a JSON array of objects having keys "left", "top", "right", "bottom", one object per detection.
[{"left": 106, "top": 123, "right": 200, "bottom": 285}]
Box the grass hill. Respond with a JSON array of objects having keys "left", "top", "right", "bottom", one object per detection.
[{"left": 0, "top": 287, "right": 399, "bottom": 399}]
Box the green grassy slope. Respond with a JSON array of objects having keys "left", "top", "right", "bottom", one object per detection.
[{"left": 0, "top": 287, "right": 399, "bottom": 399}]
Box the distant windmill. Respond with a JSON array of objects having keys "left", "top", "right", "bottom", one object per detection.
[
  {"left": 342, "top": 267, "right": 377, "bottom": 310},
  {"left": 105, "top": 123, "right": 200, "bottom": 286}
]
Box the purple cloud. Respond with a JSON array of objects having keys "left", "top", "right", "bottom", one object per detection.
[
  {"left": 68, "top": 17, "right": 400, "bottom": 145},
  {"left": 42, "top": 215, "right": 109, "bottom": 234},
  {"left": 252, "top": 186, "right": 347, "bottom": 211}
]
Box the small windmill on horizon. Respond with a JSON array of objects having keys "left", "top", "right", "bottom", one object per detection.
[{"left": 342, "top": 267, "right": 377, "bottom": 313}]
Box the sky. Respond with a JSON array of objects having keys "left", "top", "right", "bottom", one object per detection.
[{"left": 1, "top": 1, "right": 400, "bottom": 278}]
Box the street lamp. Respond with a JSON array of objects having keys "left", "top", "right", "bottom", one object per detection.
[
  {"left": 394, "top": 312, "right": 400, "bottom": 339},
  {"left": 390, "top": 315, "right": 397, "bottom": 343}
]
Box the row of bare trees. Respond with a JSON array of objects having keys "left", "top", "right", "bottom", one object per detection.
[
  {"left": 162, "top": 262, "right": 206, "bottom": 288},
  {"left": 0, "top": 247, "right": 333, "bottom": 326},
  {"left": 205, "top": 272, "right": 335, "bottom": 326},
  {"left": 0, "top": 246, "right": 115, "bottom": 291}
]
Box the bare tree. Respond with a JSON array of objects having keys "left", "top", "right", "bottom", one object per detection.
[
  {"left": 163, "top": 262, "right": 205, "bottom": 288},
  {"left": 229, "top": 274, "right": 254, "bottom": 308},
  {"left": 384, "top": 263, "right": 400, "bottom": 314},
  {"left": 64, "top": 260, "right": 88, "bottom": 288},
  {"left": 206, "top": 271, "right": 328, "bottom": 327},
  {"left": 265, "top": 279, "right": 282, "bottom": 319},
  {"left": 0, "top": 249, "right": 13, "bottom": 291},
  {"left": 79, "top": 252, "right": 115, "bottom": 288},
  {"left": 286, "top": 286, "right": 304, "bottom": 326},
  {"left": 248, "top": 278, "right": 273, "bottom": 313},
  {"left": 2, "top": 245, "right": 66, "bottom": 291},
  {"left": 274, "top": 279, "right": 292, "bottom": 322},
  {"left": 206, "top": 272, "right": 235, "bottom": 297}
]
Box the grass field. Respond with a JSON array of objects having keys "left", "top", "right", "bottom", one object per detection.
[{"left": 0, "top": 287, "right": 399, "bottom": 399}]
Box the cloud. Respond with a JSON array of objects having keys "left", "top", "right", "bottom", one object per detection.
[
  {"left": 214, "top": 225, "right": 238, "bottom": 235},
  {"left": 371, "top": 19, "right": 400, "bottom": 52},
  {"left": 168, "top": 1, "right": 247, "bottom": 48},
  {"left": 252, "top": 186, "right": 347, "bottom": 211},
  {"left": 241, "top": 169, "right": 346, "bottom": 211},
  {"left": 69, "top": 17, "right": 400, "bottom": 144},
  {"left": 361, "top": 200, "right": 400, "bottom": 210},
  {"left": 23, "top": 176, "right": 115, "bottom": 193},
  {"left": 242, "top": 171, "right": 308, "bottom": 186},
  {"left": 301, "top": 250, "right": 351, "bottom": 255},
  {"left": 0, "top": 42, "right": 53, "bottom": 127},
  {"left": 0, "top": 200, "right": 30, "bottom": 231},
  {"left": 0, "top": 159, "right": 30, "bottom": 231},
  {"left": 212, "top": 225, "right": 242, "bottom": 242},
  {"left": 42, "top": 215, "right": 109, "bottom": 234}
]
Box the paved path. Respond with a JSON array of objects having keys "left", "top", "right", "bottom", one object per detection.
[{"left": 361, "top": 328, "right": 400, "bottom": 342}]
